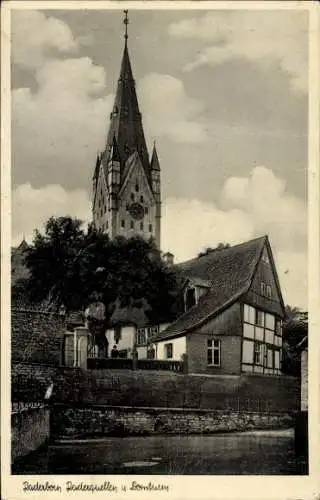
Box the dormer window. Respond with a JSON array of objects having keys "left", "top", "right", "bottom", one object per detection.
[
  {"left": 185, "top": 288, "right": 196, "bottom": 311},
  {"left": 183, "top": 279, "right": 210, "bottom": 312}
]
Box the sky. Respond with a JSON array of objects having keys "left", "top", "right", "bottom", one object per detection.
[{"left": 11, "top": 7, "right": 308, "bottom": 309}]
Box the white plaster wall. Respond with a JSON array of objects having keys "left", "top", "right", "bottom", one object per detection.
[
  {"left": 136, "top": 346, "right": 148, "bottom": 359},
  {"left": 106, "top": 325, "right": 135, "bottom": 353},
  {"left": 156, "top": 336, "right": 186, "bottom": 361}
]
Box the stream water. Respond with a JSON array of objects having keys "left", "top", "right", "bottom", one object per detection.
[{"left": 12, "top": 429, "right": 308, "bottom": 475}]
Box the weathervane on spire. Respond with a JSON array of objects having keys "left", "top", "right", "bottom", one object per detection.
[{"left": 123, "top": 10, "right": 129, "bottom": 42}]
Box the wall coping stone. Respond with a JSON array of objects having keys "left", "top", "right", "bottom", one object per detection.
[{"left": 53, "top": 403, "right": 295, "bottom": 416}]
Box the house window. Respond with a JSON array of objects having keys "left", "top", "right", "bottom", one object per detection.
[
  {"left": 131, "top": 220, "right": 134, "bottom": 229},
  {"left": 254, "top": 342, "right": 263, "bottom": 365},
  {"left": 145, "top": 207, "right": 148, "bottom": 214},
  {"left": 140, "top": 195, "right": 144, "bottom": 203},
  {"left": 255, "top": 309, "right": 264, "bottom": 327},
  {"left": 207, "top": 339, "right": 221, "bottom": 366},
  {"left": 131, "top": 193, "right": 135, "bottom": 201},
  {"left": 121, "top": 219, "right": 125, "bottom": 228},
  {"left": 165, "top": 343, "right": 173, "bottom": 359},
  {"left": 275, "top": 319, "right": 282, "bottom": 336},
  {"left": 261, "top": 282, "right": 266, "bottom": 296},
  {"left": 149, "top": 223, "right": 153, "bottom": 232},
  {"left": 136, "top": 328, "right": 147, "bottom": 345},
  {"left": 135, "top": 183, "right": 139, "bottom": 192},
  {"left": 140, "top": 222, "right": 144, "bottom": 231},
  {"left": 266, "top": 285, "right": 272, "bottom": 298},
  {"left": 106, "top": 220, "right": 109, "bottom": 229}
]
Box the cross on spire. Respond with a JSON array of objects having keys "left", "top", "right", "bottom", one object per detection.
[{"left": 123, "top": 10, "right": 129, "bottom": 43}]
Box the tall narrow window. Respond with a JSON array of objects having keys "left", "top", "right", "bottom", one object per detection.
[
  {"left": 145, "top": 207, "right": 149, "bottom": 214},
  {"left": 149, "top": 223, "right": 153, "bottom": 232},
  {"left": 261, "top": 282, "right": 266, "bottom": 296},
  {"left": 207, "top": 339, "right": 221, "bottom": 366},
  {"left": 140, "top": 195, "right": 144, "bottom": 203},
  {"left": 140, "top": 222, "right": 144, "bottom": 231},
  {"left": 130, "top": 220, "right": 134, "bottom": 229},
  {"left": 164, "top": 343, "right": 173, "bottom": 359},
  {"left": 121, "top": 219, "right": 125, "bottom": 228},
  {"left": 255, "top": 309, "right": 264, "bottom": 327},
  {"left": 131, "top": 193, "right": 135, "bottom": 201},
  {"left": 254, "top": 342, "right": 263, "bottom": 365},
  {"left": 135, "top": 182, "right": 139, "bottom": 192}
]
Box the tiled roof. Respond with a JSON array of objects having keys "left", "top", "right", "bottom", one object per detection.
[{"left": 154, "top": 236, "right": 267, "bottom": 341}]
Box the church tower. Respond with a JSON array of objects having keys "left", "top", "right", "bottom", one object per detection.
[{"left": 92, "top": 11, "right": 161, "bottom": 249}]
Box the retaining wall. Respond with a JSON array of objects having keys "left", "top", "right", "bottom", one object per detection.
[
  {"left": 11, "top": 405, "right": 50, "bottom": 462},
  {"left": 51, "top": 405, "right": 294, "bottom": 439}
]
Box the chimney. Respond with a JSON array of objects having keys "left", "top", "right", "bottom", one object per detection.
[{"left": 163, "top": 252, "right": 174, "bottom": 266}]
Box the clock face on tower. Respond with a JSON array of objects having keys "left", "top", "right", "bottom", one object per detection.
[{"left": 128, "top": 202, "right": 144, "bottom": 220}]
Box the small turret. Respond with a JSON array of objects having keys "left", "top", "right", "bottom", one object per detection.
[
  {"left": 150, "top": 142, "right": 161, "bottom": 197},
  {"left": 92, "top": 153, "right": 101, "bottom": 194},
  {"left": 108, "top": 135, "right": 121, "bottom": 210}
]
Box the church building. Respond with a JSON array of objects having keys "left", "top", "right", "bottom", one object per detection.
[{"left": 92, "top": 11, "right": 161, "bottom": 249}]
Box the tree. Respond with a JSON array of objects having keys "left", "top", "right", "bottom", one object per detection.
[
  {"left": 197, "top": 242, "right": 230, "bottom": 258},
  {"left": 24, "top": 216, "right": 103, "bottom": 312},
  {"left": 282, "top": 305, "right": 308, "bottom": 377},
  {"left": 22, "top": 216, "right": 180, "bottom": 329}
]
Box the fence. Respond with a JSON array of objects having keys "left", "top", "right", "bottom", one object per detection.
[{"left": 87, "top": 357, "right": 184, "bottom": 372}]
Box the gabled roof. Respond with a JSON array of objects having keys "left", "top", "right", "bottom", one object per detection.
[{"left": 154, "top": 236, "right": 269, "bottom": 342}]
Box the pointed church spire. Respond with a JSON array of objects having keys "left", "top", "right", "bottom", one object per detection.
[
  {"left": 105, "top": 11, "right": 150, "bottom": 177},
  {"left": 150, "top": 141, "right": 160, "bottom": 171}
]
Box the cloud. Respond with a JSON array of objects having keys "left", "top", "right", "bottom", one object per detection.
[
  {"left": 138, "top": 73, "right": 208, "bottom": 143},
  {"left": 169, "top": 11, "right": 308, "bottom": 93},
  {"left": 221, "top": 166, "right": 307, "bottom": 252},
  {"left": 11, "top": 10, "right": 78, "bottom": 69},
  {"left": 12, "top": 56, "right": 113, "bottom": 190},
  {"left": 12, "top": 183, "right": 91, "bottom": 246},
  {"left": 162, "top": 166, "right": 307, "bottom": 308},
  {"left": 12, "top": 164, "right": 307, "bottom": 308}
]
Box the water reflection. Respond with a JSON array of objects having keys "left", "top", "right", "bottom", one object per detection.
[{"left": 12, "top": 430, "right": 308, "bottom": 475}]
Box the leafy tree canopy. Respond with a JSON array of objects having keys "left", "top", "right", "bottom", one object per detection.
[
  {"left": 19, "top": 216, "right": 180, "bottom": 326},
  {"left": 281, "top": 304, "right": 308, "bottom": 377}
]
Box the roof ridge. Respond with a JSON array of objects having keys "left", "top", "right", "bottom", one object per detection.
[{"left": 175, "top": 235, "right": 267, "bottom": 268}]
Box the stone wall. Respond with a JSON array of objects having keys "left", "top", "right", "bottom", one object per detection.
[
  {"left": 11, "top": 308, "right": 65, "bottom": 365},
  {"left": 11, "top": 405, "right": 50, "bottom": 461},
  {"left": 11, "top": 362, "right": 84, "bottom": 403},
  {"left": 51, "top": 405, "right": 294, "bottom": 439}
]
